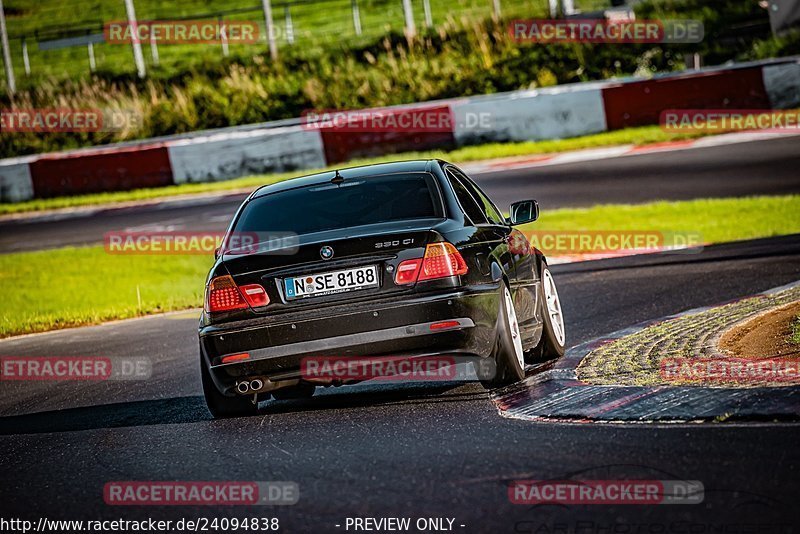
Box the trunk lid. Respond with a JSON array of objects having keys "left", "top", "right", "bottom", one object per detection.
[{"left": 223, "top": 219, "right": 441, "bottom": 310}]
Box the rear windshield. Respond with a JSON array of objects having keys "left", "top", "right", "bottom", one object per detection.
[{"left": 233, "top": 172, "right": 443, "bottom": 235}]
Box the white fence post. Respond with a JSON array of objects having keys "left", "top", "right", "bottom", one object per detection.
[
  {"left": 548, "top": 0, "right": 558, "bottom": 18},
  {"left": 351, "top": 0, "right": 362, "bottom": 36},
  {"left": 492, "top": 0, "right": 501, "bottom": 20},
  {"left": 87, "top": 41, "right": 96, "bottom": 71},
  {"left": 402, "top": 0, "right": 416, "bottom": 36},
  {"left": 150, "top": 30, "right": 159, "bottom": 65},
  {"left": 423, "top": 0, "right": 433, "bottom": 28},
  {"left": 284, "top": 6, "right": 295, "bottom": 45},
  {"left": 0, "top": 0, "right": 16, "bottom": 94},
  {"left": 123, "top": 0, "right": 146, "bottom": 78},
  {"left": 220, "top": 17, "right": 229, "bottom": 56},
  {"left": 261, "top": 0, "right": 278, "bottom": 60},
  {"left": 22, "top": 37, "right": 30, "bottom": 75}
]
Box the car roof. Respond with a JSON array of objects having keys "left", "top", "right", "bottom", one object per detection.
[{"left": 250, "top": 160, "right": 442, "bottom": 199}]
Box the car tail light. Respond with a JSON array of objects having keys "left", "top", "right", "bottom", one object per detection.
[
  {"left": 239, "top": 284, "right": 269, "bottom": 307},
  {"left": 394, "top": 242, "right": 468, "bottom": 285},
  {"left": 418, "top": 242, "right": 468, "bottom": 281},
  {"left": 430, "top": 320, "right": 461, "bottom": 331},
  {"left": 394, "top": 258, "right": 423, "bottom": 285},
  {"left": 205, "top": 277, "right": 270, "bottom": 312},
  {"left": 221, "top": 352, "right": 251, "bottom": 364},
  {"left": 205, "top": 275, "right": 248, "bottom": 312}
]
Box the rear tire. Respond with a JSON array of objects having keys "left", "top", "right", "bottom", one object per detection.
[
  {"left": 531, "top": 262, "right": 566, "bottom": 360},
  {"left": 481, "top": 283, "right": 526, "bottom": 389},
  {"left": 201, "top": 359, "right": 259, "bottom": 418}
]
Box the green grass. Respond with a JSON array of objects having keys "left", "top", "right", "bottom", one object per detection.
[
  {"left": 791, "top": 315, "right": 800, "bottom": 346},
  {"left": 1, "top": 0, "right": 780, "bottom": 87},
  {"left": 4, "top": 0, "right": 563, "bottom": 84},
  {"left": 0, "top": 124, "right": 707, "bottom": 216},
  {"left": 519, "top": 195, "right": 800, "bottom": 245},
  {"left": 0, "top": 247, "right": 209, "bottom": 337},
  {"left": 1, "top": 194, "right": 799, "bottom": 338}
]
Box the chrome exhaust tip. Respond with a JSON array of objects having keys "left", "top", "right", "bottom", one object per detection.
[
  {"left": 250, "top": 378, "right": 264, "bottom": 392},
  {"left": 236, "top": 381, "right": 250, "bottom": 394}
]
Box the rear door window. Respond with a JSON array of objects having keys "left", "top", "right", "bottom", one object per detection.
[
  {"left": 447, "top": 170, "right": 488, "bottom": 225},
  {"left": 451, "top": 168, "right": 506, "bottom": 226}
]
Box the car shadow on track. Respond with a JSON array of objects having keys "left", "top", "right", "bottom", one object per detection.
[
  {"left": 0, "top": 383, "right": 489, "bottom": 435},
  {"left": 0, "top": 396, "right": 211, "bottom": 435},
  {"left": 260, "top": 381, "right": 488, "bottom": 416}
]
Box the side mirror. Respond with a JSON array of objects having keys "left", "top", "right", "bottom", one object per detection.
[{"left": 508, "top": 200, "right": 539, "bottom": 226}]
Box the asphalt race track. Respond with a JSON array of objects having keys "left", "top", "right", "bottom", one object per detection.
[
  {"left": 1, "top": 235, "right": 800, "bottom": 531},
  {"left": 1, "top": 135, "right": 800, "bottom": 531},
  {"left": 2, "top": 135, "right": 800, "bottom": 253}
]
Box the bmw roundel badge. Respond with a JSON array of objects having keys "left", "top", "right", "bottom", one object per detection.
[{"left": 320, "top": 246, "right": 334, "bottom": 260}]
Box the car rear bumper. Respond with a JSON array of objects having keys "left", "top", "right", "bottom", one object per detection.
[{"left": 199, "top": 285, "right": 500, "bottom": 396}]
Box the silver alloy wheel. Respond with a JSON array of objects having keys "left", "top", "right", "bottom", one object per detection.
[
  {"left": 542, "top": 267, "right": 566, "bottom": 346},
  {"left": 503, "top": 286, "right": 525, "bottom": 369}
]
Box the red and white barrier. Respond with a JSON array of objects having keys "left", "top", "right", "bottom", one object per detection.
[
  {"left": 29, "top": 143, "right": 174, "bottom": 198},
  {"left": 314, "top": 103, "right": 457, "bottom": 164},
  {"left": 1, "top": 57, "right": 798, "bottom": 203},
  {"left": 167, "top": 126, "right": 326, "bottom": 184},
  {"left": 601, "top": 66, "right": 774, "bottom": 131}
]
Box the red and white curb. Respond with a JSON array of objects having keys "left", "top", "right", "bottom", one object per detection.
[{"left": 493, "top": 280, "right": 800, "bottom": 423}]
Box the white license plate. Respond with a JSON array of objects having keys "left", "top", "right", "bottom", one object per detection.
[{"left": 284, "top": 265, "right": 379, "bottom": 300}]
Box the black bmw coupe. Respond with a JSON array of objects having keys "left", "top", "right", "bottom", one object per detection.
[{"left": 199, "top": 160, "right": 566, "bottom": 417}]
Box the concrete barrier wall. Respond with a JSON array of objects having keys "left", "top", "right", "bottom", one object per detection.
[
  {"left": 1, "top": 57, "right": 797, "bottom": 203},
  {"left": 168, "top": 127, "right": 326, "bottom": 184},
  {"left": 762, "top": 60, "right": 800, "bottom": 109},
  {"left": 452, "top": 82, "right": 608, "bottom": 145},
  {"left": 0, "top": 157, "right": 35, "bottom": 203}
]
